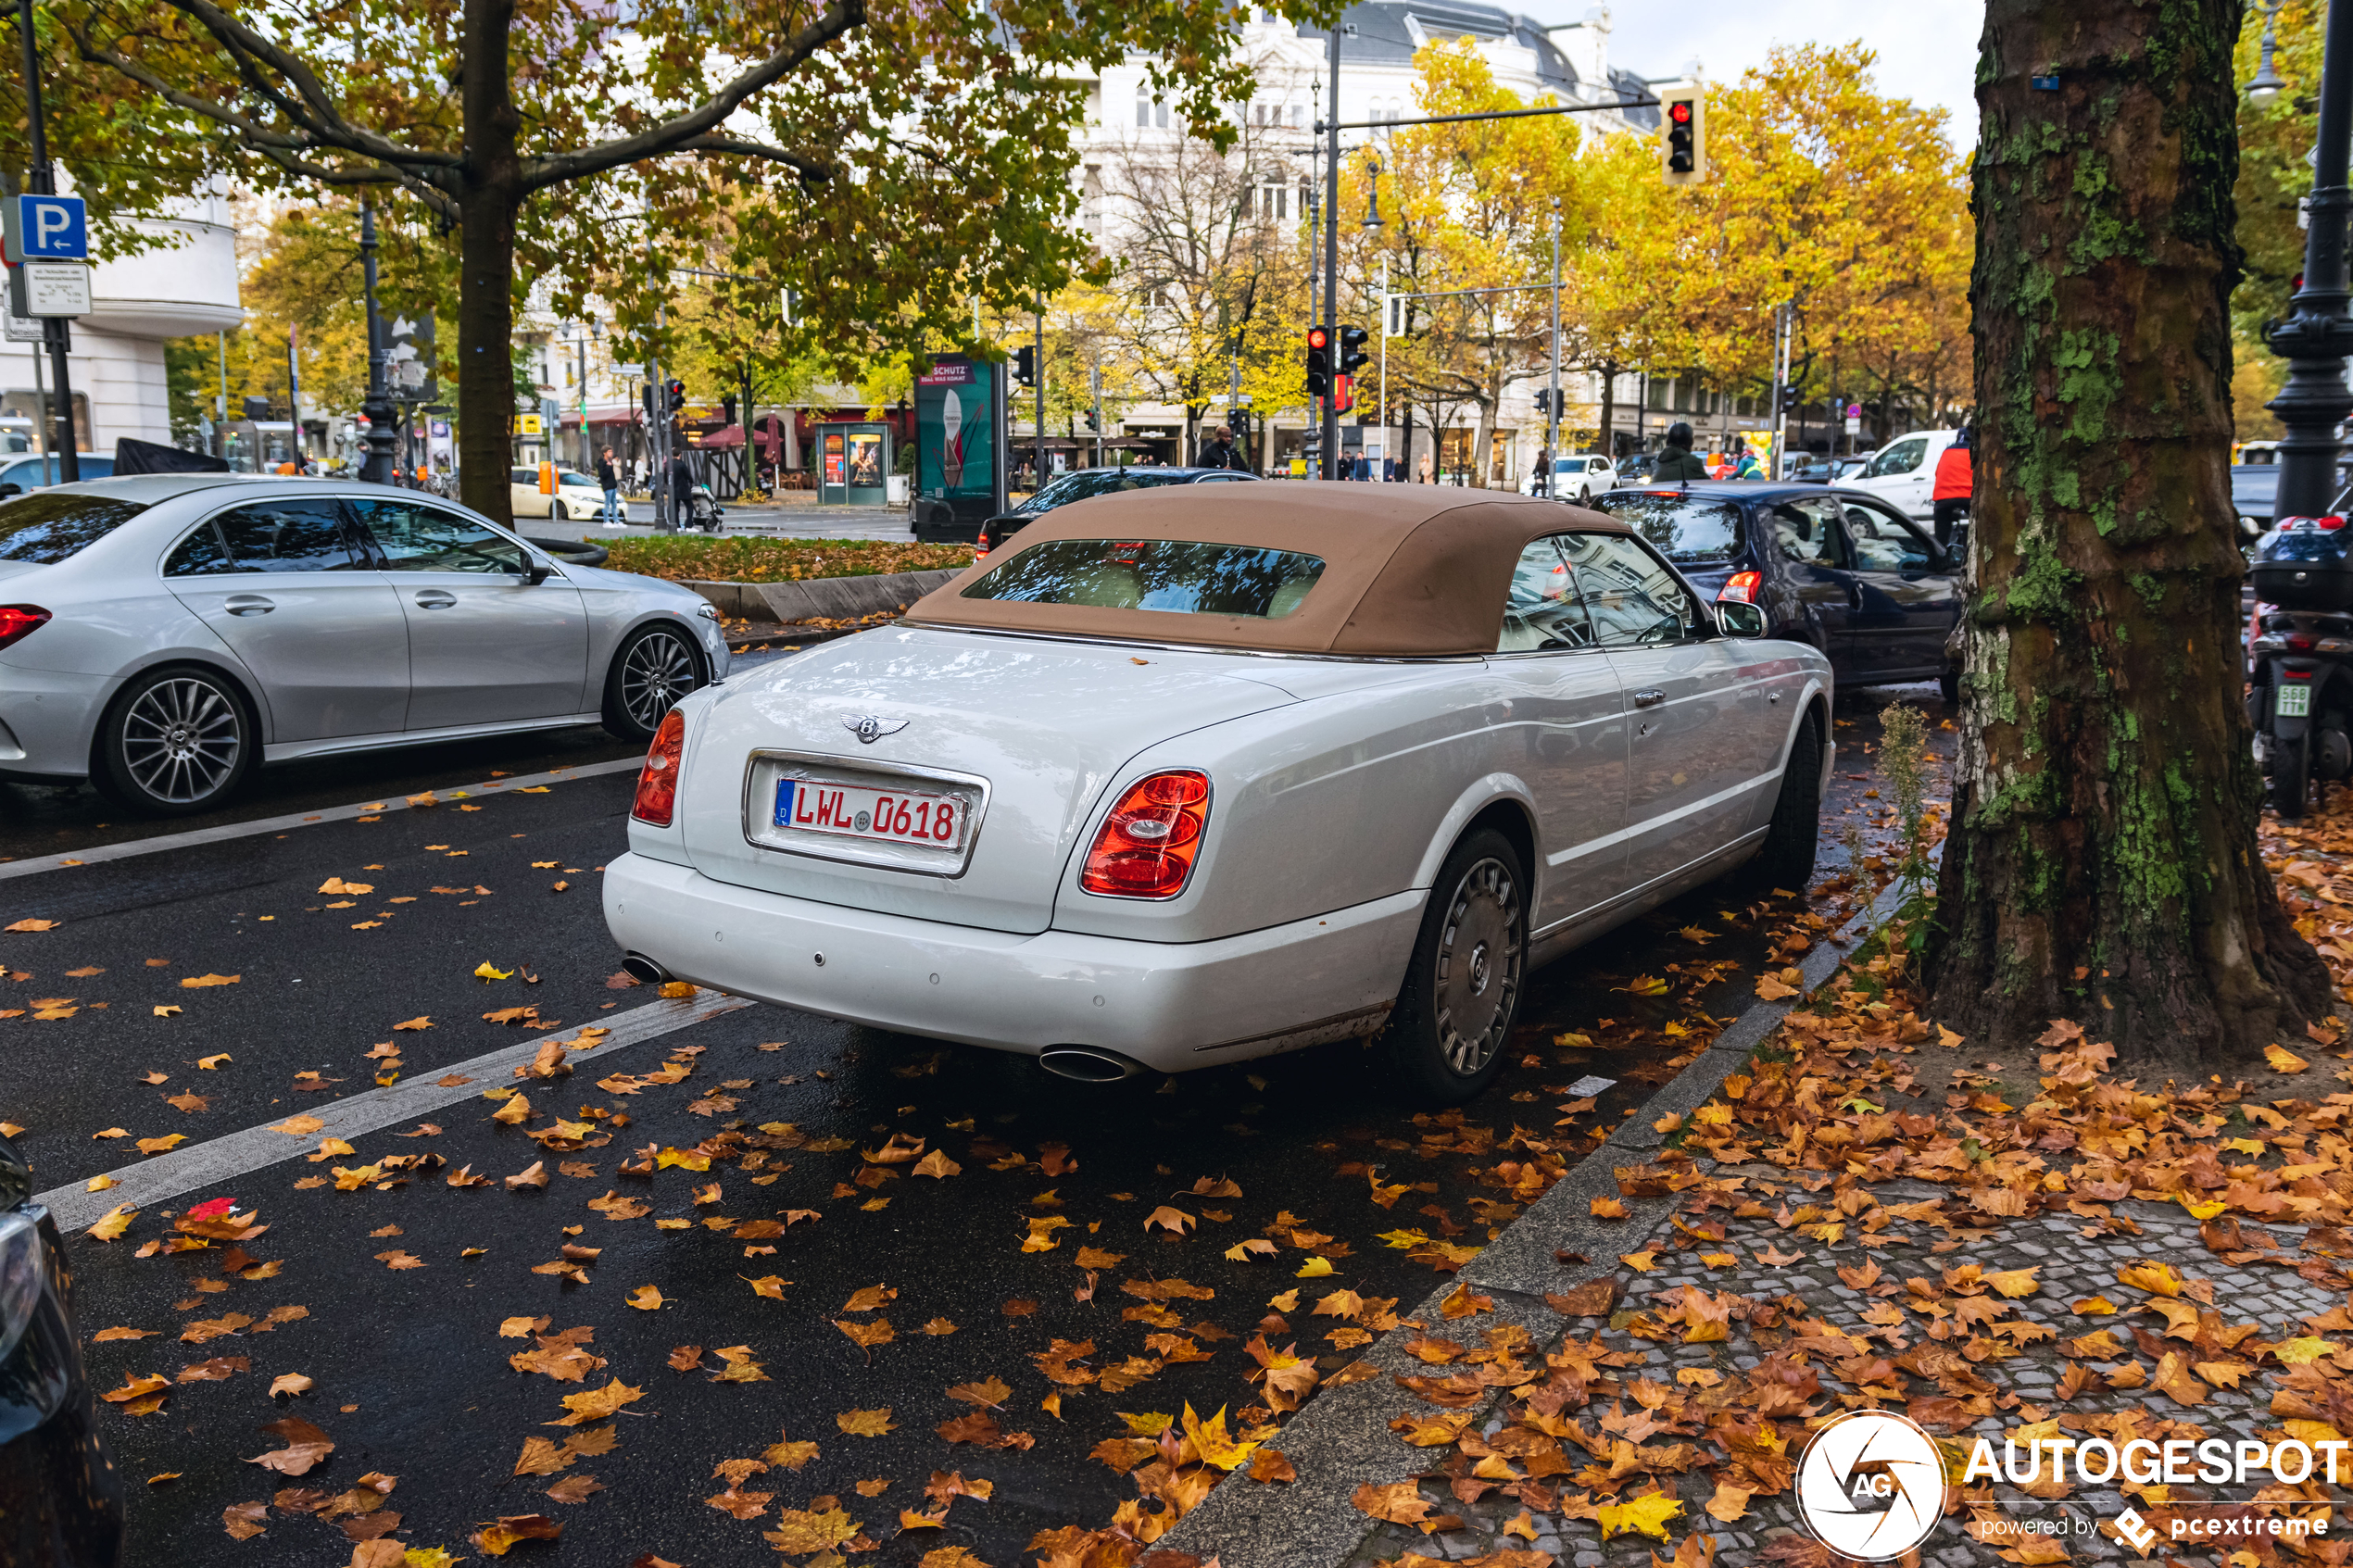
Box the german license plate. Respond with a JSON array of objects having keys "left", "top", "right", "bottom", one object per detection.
[
  {"left": 774, "top": 778, "right": 965, "bottom": 848},
  {"left": 2279, "top": 683, "right": 2314, "bottom": 718}
]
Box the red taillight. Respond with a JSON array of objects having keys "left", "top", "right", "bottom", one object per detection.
[
  {"left": 1081, "top": 771, "right": 1211, "bottom": 898},
  {"left": 0, "top": 604, "right": 49, "bottom": 652},
  {"left": 632, "top": 709, "right": 686, "bottom": 826},
  {"left": 1718, "top": 571, "right": 1762, "bottom": 605},
  {"left": 2290, "top": 634, "right": 2317, "bottom": 652},
  {"left": 2322, "top": 515, "right": 2347, "bottom": 531}
]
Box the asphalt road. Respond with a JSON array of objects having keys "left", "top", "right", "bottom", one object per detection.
[{"left": 0, "top": 676, "right": 1951, "bottom": 1566}]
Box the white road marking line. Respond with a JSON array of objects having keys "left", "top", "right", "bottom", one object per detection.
[
  {"left": 36, "top": 986, "right": 753, "bottom": 1230},
  {"left": 0, "top": 758, "right": 643, "bottom": 884}
]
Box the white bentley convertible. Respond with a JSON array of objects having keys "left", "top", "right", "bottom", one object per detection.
[{"left": 604, "top": 487, "right": 1832, "bottom": 1102}]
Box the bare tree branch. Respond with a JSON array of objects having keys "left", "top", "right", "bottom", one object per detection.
[
  {"left": 672, "top": 133, "right": 831, "bottom": 181},
  {"left": 522, "top": 0, "right": 864, "bottom": 191}
]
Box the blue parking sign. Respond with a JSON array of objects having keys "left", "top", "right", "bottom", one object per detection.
[{"left": 10, "top": 195, "right": 85, "bottom": 260}]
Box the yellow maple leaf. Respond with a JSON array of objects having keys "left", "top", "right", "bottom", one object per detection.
[
  {"left": 2267, "top": 1044, "right": 2310, "bottom": 1073},
  {"left": 1597, "top": 1492, "right": 1684, "bottom": 1539},
  {"left": 2276, "top": 1337, "right": 2334, "bottom": 1366},
  {"left": 2117, "top": 1261, "right": 2185, "bottom": 1298},
  {"left": 836, "top": 1408, "right": 896, "bottom": 1436},
  {"left": 84, "top": 1204, "right": 136, "bottom": 1241},
  {"left": 474, "top": 961, "right": 514, "bottom": 981},
  {"left": 625, "top": 1286, "right": 663, "bottom": 1311},
  {"left": 1180, "top": 1402, "right": 1258, "bottom": 1471},
  {"left": 1294, "top": 1256, "right": 1335, "bottom": 1278},
  {"left": 1615, "top": 974, "right": 1669, "bottom": 997}
]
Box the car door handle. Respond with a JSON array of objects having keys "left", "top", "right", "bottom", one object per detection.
[
  {"left": 414, "top": 591, "right": 458, "bottom": 609},
  {"left": 1632, "top": 689, "right": 1667, "bottom": 709},
  {"left": 223, "top": 595, "right": 273, "bottom": 616}
]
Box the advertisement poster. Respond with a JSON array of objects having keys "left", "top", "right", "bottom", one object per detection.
[
  {"left": 914, "top": 357, "right": 998, "bottom": 509},
  {"left": 823, "top": 432, "right": 846, "bottom": 486},
  {"left": 848, "top": 432, "right": 882, "bottom": 488}
]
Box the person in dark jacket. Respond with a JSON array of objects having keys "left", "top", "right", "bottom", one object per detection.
[
  {"left": 667, "top": 454, "right": 697, "bottom": 530},
  {"left": 596, "top": 447, "right": 622, "bottom": 527},
  {"left": 1652, "top": 422, "right": 1709, "bottom": 483}
]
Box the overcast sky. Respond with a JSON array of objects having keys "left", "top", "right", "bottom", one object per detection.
[{"left": 1520, "top": 0, "right": 1987, "bottom": 150}]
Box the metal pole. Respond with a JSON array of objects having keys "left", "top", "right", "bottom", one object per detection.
[
  {"left": 2271, "top": 0, "right": 2353, "bottom": 519},
  {"left": 649, "top": 253, "right": 670, "bottom": 532},
  {"left": 29, "top": 324, "right": 46, "bottom": 485},
  {"left": 216, "top": 330, "right": 227, "bottom": 463},
  {"left": 1771, "top": 304, "right": 1792, "bottom": 479},
  {"left": 358, "top": 199, "right": 396, "bottom": 484},
  {"left": 1092, "top": 359, "right": 1102, "bottom": 469},
  {"left": 16, "top": 0, "right": 73, "bottom": 481},
  {"left": 1320, "top": 22, "right": 1342, "bottom": 482},
  {"left": 1378, "top": 256, "right": 1389, "bottom": 482},
  {"left": 1305, "top": 174, "right": 1319, "bottom": 476},
  {"left": 1034, "top": 300, "right": 1045, "bottom": 488},
  {"left": 1547, "top": 197, "right": 1561, "bottom": 498}
]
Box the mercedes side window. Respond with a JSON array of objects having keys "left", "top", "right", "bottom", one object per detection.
[
  {"left": 351, "top": 499, "right": 525, "bottom": 574},
  {"left": 1564, "top": 533, "right": 1706, "bottom": 647},
  {"left": 1862, "top": 438, "right": 1928, "bottom": 478},
  {"left": 209, "top": 500, "right": 359, "bottom": 572},
  {"left": 1496, "top": 535, "right": 1596, "bottom": 652},
  {"left": 162, "top": 521, "right": 234, "bottom": 577},
  {"left": 1843, "top": 503, "right": 1934, "bottom": 572},
  {"left": 1771, "top": 500, "right": 1846, "bottom": 568}
]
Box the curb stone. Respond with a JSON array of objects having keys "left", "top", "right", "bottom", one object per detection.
[
  {"left": 1153, "top": 873, "right": 1920, "bottom": 1568},
  {"left": 682, "top": 567, "right": 963, "bottom": 626}
]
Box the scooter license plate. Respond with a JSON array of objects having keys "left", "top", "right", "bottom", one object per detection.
[{"left": 2279, "top": 683, "right": 2314, "bottom": 718}]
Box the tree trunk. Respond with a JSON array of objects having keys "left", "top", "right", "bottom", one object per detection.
[
  {"left": 457, "top": 0, "right": 522, "bottom": 524},
  {"left": 1469, "top": 395, "right": 1493, "bottom": 490},
  {"left": 1924, "top": 0, "right": 2331, "bottom": 1066},
  {"left": 1597, "top": 361, "right": 1617, "bottom": 462}
]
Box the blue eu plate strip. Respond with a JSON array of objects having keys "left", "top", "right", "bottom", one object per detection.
[{"left": 774, "top": 779, "right": 796, "bottom": 827}]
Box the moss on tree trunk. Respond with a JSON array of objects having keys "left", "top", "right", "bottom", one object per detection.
[{"left": 1925, "top": 0, "right": 2333, "bottom": 1064}]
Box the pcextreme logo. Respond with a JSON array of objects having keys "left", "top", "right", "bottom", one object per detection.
[{"left": 1795, "top": 1411, "right": 1945, "bottom": 1561}]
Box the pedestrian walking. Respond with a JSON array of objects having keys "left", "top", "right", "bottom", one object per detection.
[
  {"left": 1199, "top": 426, "right": 1239, "bottom": 470},
  {"left": 1932, "top": 421, "right": 1972, "bottom": 551},
  {"left": 667, "top": 452, "right": 696, "bottom": 531},
  {"left": 1651, "top": 422, "right": 1709, "bottom": 483},
  {"left": 1417, "top": 450, "right": 1434, "bottom": 485},
  {"left": 1734, "top": 446, "right": 1764, "bottom": 480},
  {"left": 596, "top": 446, "right": 623, "bottom": 528}
]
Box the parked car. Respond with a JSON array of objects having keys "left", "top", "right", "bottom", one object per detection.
[
  {"left": 975, "top": 466, "right": 1257, "bottom": 554},
  {"left": 1831, "top": 455, "right": 1873, "bottom": 481},
  {"left": 1592, "top": 482, "right": 1962, "bottom": 703},
  {"left": 1522, "top": 454, "right": 1618, "bottom": 503},
  {"left": 1617, "top": 453, "right": 1656, "bottom": 483},
  {"left": 0, "top": 475, "right": 729, "bottom": 814},
  {"left": 509, "top": 465, "right": 607, "bottom": 521},
  {"left": 0, "top": 1131, "right": 121, "bottom": 1568},
  {"left": 0, "top": 456, "right": 113, "bottom": 495},
  {"left": 1782, "top": 458, "right": 1836, "bottom": 484},
  {"left": 606, "top": 486, "right": 1832, "bottom": 1103},
  {"left": 1842, "top": 429, "right": 1960, "bottom": 520}
]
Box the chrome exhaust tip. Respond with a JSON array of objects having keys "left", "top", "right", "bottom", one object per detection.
[
  {"left": 621, "top": 952, "right": 673, "bottom": 985},
  {"left": 1038, "top": 1047, "right": 1146, "bottom": 1083}
]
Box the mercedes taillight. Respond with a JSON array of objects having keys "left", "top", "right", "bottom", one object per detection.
[
  {"left": 0, "top": 605, "right": 49, "bottom": 653},
  {"left": 1081, "top": 771, "right": 1211, "bottom": 898},
  {"left": 1717, "top": 571, "right": 1763, "bottom": 605},
  {"left": 632, "top": 709, "right": 686, "bottom": 826}
]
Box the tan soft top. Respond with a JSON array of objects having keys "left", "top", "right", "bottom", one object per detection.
[{"left": 901, "top": 484, "right": 1632, "bottom": 657}]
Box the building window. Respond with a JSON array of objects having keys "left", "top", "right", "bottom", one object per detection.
[
  {"left": 1137, "top": 95, "right": 1151, "bottom": 128},
  {"left": 1083, "top": 165, "right": 1103, "bottom": 235},
  {"left": 1291, "top": 104, "right": 1306, "bottom": 128}
]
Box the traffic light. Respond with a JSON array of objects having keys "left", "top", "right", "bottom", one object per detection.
[
  {"left": 1304, "top": 325, "right": 1331, "bottom": 396},
  {"left": 1012, "top": 345, "right": 1036, "bottom": 387},
  {"left": 1084, "top": 409, "right": 1099, "bottom": 432},
  {"left": 1334, "top": 373, "right": 1354, "bottom": 414},
  {"left": 1339, "top": 323, "right": 1370, "bottom": 376},
  {"left": 1660, "top": 82, "right": 1705, "bottom": 185},
  {"left": 1780, "top": 386, "right": 1802, "bottom": 413},
  {"left": 1533, "top": 389, "right": 1554, "bottom": 417},
  {"left": 665, "top": 380, "right": 686, "bottom": 417}
]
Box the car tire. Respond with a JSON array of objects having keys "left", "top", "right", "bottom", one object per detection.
[
  {"left": 91, "top": 664, "right": 258, "bottom": 817},
  {"left": 1383, "top": 828, "right": 1527, "bottom": 1106},
  {"left": 550, "top": 501, "right": 568, "bottom": 522},
  {"left": 1579, "top": 486, "right": 1592, "bottom": 506},
  {"left": 1740, "top": 709, "right": 1823, "bottom": 891},
  {"left": 601, "top": 622, "right": 705, "bottom": 742},
  {"left": 1939, "top": 667, "right": 1961, "bottom": 706},
  {"left": 2273, "top": 729, "right": 2310, "bottom": 820}
]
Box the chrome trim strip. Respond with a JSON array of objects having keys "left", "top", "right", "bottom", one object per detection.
[{"left": 260, "top": 710, "right": 603, "bottom": 762}]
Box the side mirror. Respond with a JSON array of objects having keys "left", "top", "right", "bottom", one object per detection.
[
  {"left": 522, "top": 558, "right": 553, "bottom": 586},
  {"left": 0, "top": 483, "right": 22, "bottom": 500},
  {"left": 1716, "top": 600, "right": 1767, "bottom": 639}
]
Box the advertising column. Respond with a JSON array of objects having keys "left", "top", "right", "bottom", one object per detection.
[{"left": 911, "top": 355, "right": 1006, "bottom": 543}]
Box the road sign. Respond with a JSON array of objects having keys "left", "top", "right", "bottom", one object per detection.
[
  {"left": 514, "top": 413, "right": 545, "bottom": 436},
  {"left": 11, "top": 260, "right": 89, "bottom": 318},
  {"left": 1845, "top": 416, "right": 1862, "bottom": 436},
  {"left": 387, "top": 314, "right": 436, "bottom": 400},
  {"left": 613, "top": 361, "right": 644, "bottom": 378},
  {"left": 5, "top": 195, "right": 86, "bottom": 260},
  {"left": 2, "top": 307, "right": 40, "bottom": 343}
]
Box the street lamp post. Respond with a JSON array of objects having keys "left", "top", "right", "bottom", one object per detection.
[
  {"left": 2269, "top": 0, "right": 2353, "bottom": 521},
  {"left": 1548, "top": 196, "right": 1562, "bottom": 499},
  {"left": 358, "top": 198, "right": 397, "bottom": 485},
  {"left": 1319, "top": 20, "right": 1343, "bottom": 480},
  {"left": 14, "top": 0, "right": 75, "bottom": 481}
]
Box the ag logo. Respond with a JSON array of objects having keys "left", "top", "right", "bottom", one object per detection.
[{"left": 1794, "top": 1410, "right": 1945, "bottom": 1561}]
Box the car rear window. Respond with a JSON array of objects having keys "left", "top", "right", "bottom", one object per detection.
[
  {"left": 0, "top": 491, "right": 152, "bottom": 565},
  {"left": 1592, "top": 494, "right": 1743, "bottom": 565},
  {"left": 1012, "top": 470, "right": 1199, "bottom": 515},
  {"left": 962, "top": 538, "right": 1326, "bottom": 618}
]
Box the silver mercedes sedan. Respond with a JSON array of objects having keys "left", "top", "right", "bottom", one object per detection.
[{"left": 0, "top": 475, "right": 727, "bottom": 814}]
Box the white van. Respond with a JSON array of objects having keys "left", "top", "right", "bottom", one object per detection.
[{"left": 1843, "top": 430, "right": 1959, "bottom": 521}]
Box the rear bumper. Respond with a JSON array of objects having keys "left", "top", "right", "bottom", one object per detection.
[
  {"left": 0, "top": 662, "right": 113, "bottom": 780},
  {"left": 603, "top": 852, "right": 1421, "bottom": 1073}
]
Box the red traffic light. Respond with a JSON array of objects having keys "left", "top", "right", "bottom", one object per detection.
[
  {"left": 1669, "top": 101, "right": 1692, "bottom": 125},
  {"left": 1306, "top": 326, "right": 1328, "bottom": 349}
]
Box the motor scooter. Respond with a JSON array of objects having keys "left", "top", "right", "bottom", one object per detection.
[{"left": 2250, "top": 509, "right": 2353, "bottom": 819}]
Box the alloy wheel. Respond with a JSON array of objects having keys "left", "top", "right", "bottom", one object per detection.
[
  {"left": 621, "top": 630, "right": 697, "bottom": 730},
  {"left": 120, "top": 677, "right": 243, "bottom": 805},
  {"left": 1430, "top": 856, "right": 1523, "bottom": 1076}
]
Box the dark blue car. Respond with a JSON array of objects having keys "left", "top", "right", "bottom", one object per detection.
[{"left": 1591, "top": 482, "right": 1964, "bottom": 702}]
